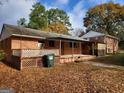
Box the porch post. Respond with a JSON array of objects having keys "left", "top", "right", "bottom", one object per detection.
[
  {"left": 59, "top": 40, "right": 61, "bottom": 63},
  {"left": 72, "top": 41, "right": 74, "bottom": 62},
  {"left": 92, "top": 43, "right": 95, "bottom": 55},
  {"left": 20, "top": 49, "right": 22, "bottom": 70},
  {"left": 80, "top": 42, "right": 82, "bottom": 54},
  {"left": 19, "top": 26, "right": 23, "bottom": 70},
  {"left": 59, "top": 40, "right": 61, "bottom": 56}
]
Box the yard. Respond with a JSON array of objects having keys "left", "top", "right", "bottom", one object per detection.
[
  {"left": 0, "top": 54, "right": 124, "bottom": 93},
  {"left": 91, "top": 53, "right": 124, "bottom": 66}
]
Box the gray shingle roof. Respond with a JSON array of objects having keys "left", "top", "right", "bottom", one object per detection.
[
  {"left": 81, "top": 31, "right": 105, "bottom": 38},
  {"left": 81, "top": 31, "right": 118, "bottom": 40},
  {"left": 1, "top": 24, "right": 88, "bottom": 42}
]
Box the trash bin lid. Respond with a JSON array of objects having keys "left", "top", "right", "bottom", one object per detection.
[{"left": 49, "top": 55, "right": 54, "bottom": 60}]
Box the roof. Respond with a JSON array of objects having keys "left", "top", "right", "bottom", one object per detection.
[
  {"left": 0, "top": 24, "right": 88, "bottom": 42},
  {"left": 81, "top": 31, "right": 105, "bottom": 38},
  {"left": 81, "top": 31, "right": 118, "bottom": 40}
]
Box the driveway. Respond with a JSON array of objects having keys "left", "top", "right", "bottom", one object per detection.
[{"left": 82, "top": 61, "right": 124, "bottom": 69}]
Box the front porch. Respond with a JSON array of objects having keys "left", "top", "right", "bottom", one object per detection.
[
  {"left": 12, "top": 49, "right": 96, "bottom": 69},
  {"left": 11, "top": 37, "right": 96, "bottom": 69}
]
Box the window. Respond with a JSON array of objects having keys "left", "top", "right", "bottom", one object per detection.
[
  {"left": 38, "top": 41, "right": 45, "bottom": 49},
  {"left": 38, "top": 43, "right": 44, "bottom": 49},
  {"left": 74, "top": 43, "right": 78, "bottom": 48},
  {"left": 49, "top": 40, "right": 55, "bottom": 47},
  {"left": 69, "top": 42, "right": 78, "bottom": 48},
  {"left": 69, "top": 42, "right": 72, "bottom": 48}
]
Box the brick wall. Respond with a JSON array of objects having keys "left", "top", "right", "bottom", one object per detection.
[
  {"left": 105, "top": 37, "right": 118, "bottom": 54},
  {"left": 89, "top": 36, "right": 105, "bottom": 43},
  {"left": 87, "top": 36, "right": 118, "bottom": 54}
]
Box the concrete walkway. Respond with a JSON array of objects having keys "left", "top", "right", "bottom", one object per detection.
[{"left": 82, "top": 61, "right": 123, "bottom": 69}]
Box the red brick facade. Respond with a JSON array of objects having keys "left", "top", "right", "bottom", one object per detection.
[
  {"left": 87, "top": 36, "right": 118, "bottom": 54},
  {"left": 0, "top": 34, "right": 118, "bottom": 69},
  {"left": 1, "top": 36, "right": 92, "bottom": 69},
  {"left": 105, "top": 37, "right": 118, "bottom": 54}
]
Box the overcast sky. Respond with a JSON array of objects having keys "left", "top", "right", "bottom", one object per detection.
[{"left": 0, "top": 0, "right": 124, "bottom": 31}]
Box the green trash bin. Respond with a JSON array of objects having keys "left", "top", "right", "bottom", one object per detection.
[{"left": 43, "top": 54, "right": 55, "bottom": 67}]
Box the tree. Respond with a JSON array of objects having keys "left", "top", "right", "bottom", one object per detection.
[
  {"left": 75, "top": 28, "right": 85, "bottom": 37},
  {"left": 69, "top": 28, "right": 85, "bottom": 37},
  {"left": 84, "top": 2, "right": 124, "bottom": 40},
  {"left": 28, "top": 3, "right": 47, "bottom": 30},
  {"left": 48, "top": 22, "right": 69, "bottom": 34},
  {"left": 47, "top": 8, "right": 71, "bottom": 29},
  {"left": 17, "top": 3, "right": 71, "bottom": 34},
  {"left": 45, "top": 8, "right": 71, "bottom": 34},
  {"left": 17, "top": 18, "right": 27, "bottom": 27}
]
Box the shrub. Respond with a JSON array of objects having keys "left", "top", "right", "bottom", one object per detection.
[{"left": 0, "top": 50, "right": 5, "bottom": 60}]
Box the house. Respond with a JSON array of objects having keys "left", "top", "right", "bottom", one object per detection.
[
  {"left": 0, "top": 24, "right": 96, "bottom": 69},
  {"left": 81, "top": 31, "right": 118, "bottom": 56},
  {"left": 0, "top": 24, "right": 119, "bottom": 69}
]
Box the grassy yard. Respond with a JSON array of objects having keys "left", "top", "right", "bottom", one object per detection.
[
  {"left": 91, "top": 53, "right": 124, "bottom": 66},
  {"left": 0, "top": 60, "right": 124, "bottom": 93}
]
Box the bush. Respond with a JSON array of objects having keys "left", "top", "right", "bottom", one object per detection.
[{"left": 0, "top": 50, "right": 5, "bottom": 60}]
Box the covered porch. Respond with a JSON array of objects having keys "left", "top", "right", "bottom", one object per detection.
[
  {"left": 11, "top": 36, "right": 96, "bottom": 69},
  {"left": 12, "top": 38, "right": 96, "bottom": 69},
  {"left": 47, "top": 36, "right": 96, "bottom": 56}
]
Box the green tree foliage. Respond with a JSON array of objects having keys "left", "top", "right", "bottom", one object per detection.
[
  {"left": 46, "top": 8, "right": 71, "bottom": 34},
  {"left": 18, "top": 3, "right": 71, "bottom": 34},
  {"left": 47, "top": 8, "right": 71, "bottom": 29},
  {"left": 48, "top": 22, "right": 69, "bottom": 34},
  {"left": 84, "top": 2, "right": 124, "bottom": 40},
  {"left": 28, "top": 3, "right": 47, "bottom": 30}
]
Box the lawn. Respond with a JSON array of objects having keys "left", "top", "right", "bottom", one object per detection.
[
  {"left": 91, "top": 53, "right": 124, "bottom": 66},
  {"left": 0, "top": 61, "right": 124, "bottom": 93}
]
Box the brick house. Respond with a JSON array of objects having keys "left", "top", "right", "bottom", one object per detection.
[
  {"left": 0, "top": 24, "right": 96, "bottom": 69},
  {"left": 81, "top": 31, "right": 118, "bottom": 55},
  {"left": 0, "top": 24, "right": 118, "bottom": 69}
]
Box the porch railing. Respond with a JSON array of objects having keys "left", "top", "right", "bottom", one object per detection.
[{"left": 12, "top": 49, "right": 60, "bottom": 57}]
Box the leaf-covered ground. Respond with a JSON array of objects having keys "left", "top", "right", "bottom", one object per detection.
[{"left": 0, "top": 62, "right": 124, "bottom": 93}]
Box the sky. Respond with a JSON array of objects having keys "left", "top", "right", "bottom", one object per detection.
[{"left": 0, "top": 0, "right": 124, "bottom": 31}]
